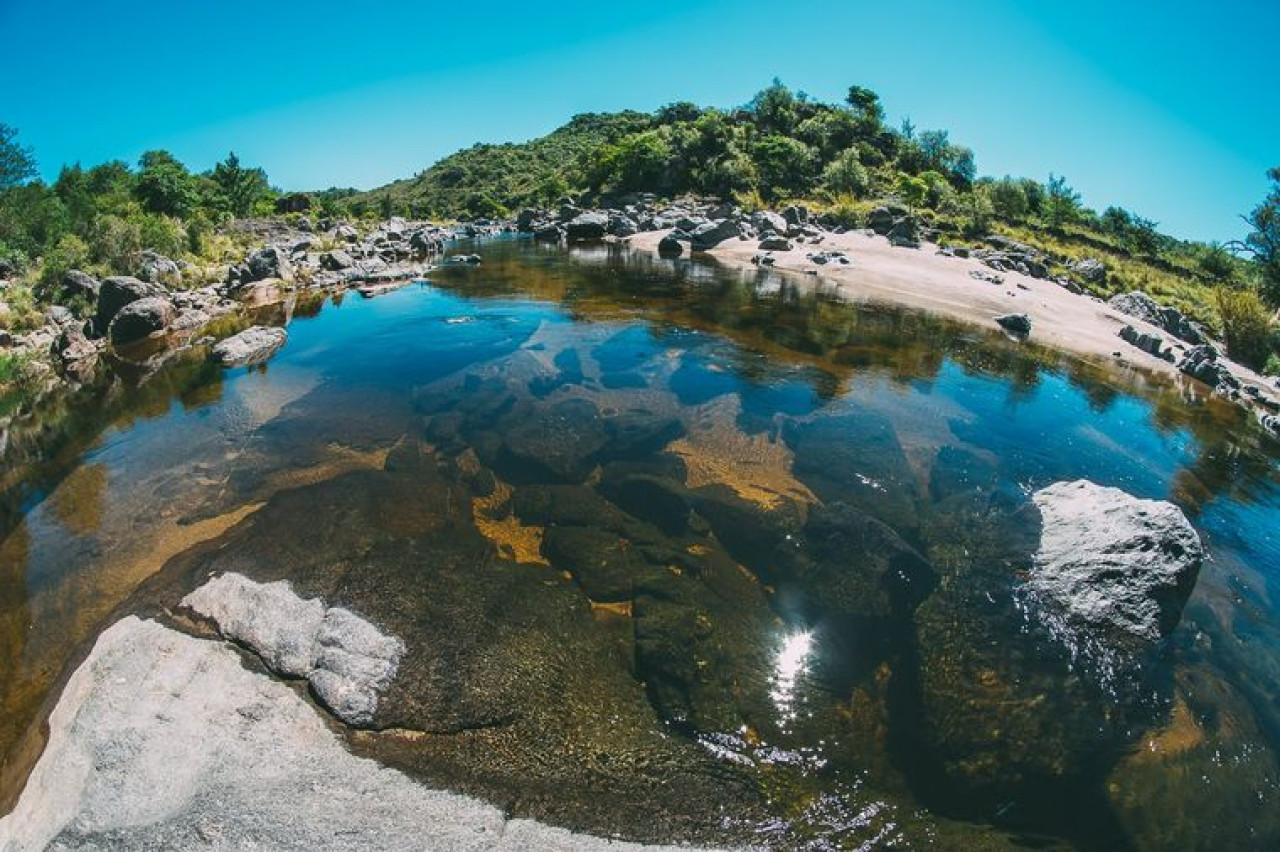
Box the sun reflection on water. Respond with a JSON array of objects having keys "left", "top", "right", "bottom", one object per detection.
[{"left": 771, "top": 629, "right": 814, "bottom": 728}]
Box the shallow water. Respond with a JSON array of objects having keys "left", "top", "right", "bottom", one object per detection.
[{"left": 2, "top": 237, "right": 1278, "bottom": 849}]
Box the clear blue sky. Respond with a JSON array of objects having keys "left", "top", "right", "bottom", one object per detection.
[{"left": 1, "top": 0, "right": 1275, "bottom": 243}]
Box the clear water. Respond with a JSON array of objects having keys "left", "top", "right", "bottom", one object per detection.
[{"left": 1, "top": 237, "right": 1278, "bottom": 849}]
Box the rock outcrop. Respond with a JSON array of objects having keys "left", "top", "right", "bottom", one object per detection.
[
  {"left": 994, "top": 313, "right": 1031, "bottom": 336},
  {"left": 1109, "top": 291, "right": 1206, "bottom": 346},
  {"left": 182, "top": 573, "right": 405, "bottom": 726},
  {"left": 0, "top": 616, "right": 701, "bottom": 852},
  {"left": 108, "top": 295, "right": 173, "bottom": 344},
  {"left": 1028, "top": 480, "right": 1203, "bottom": 643}
]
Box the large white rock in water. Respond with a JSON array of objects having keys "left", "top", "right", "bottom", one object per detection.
[
  {"left": 0, "top": 617, "right": 700, "bottom": 852},
  {"left": 182, "top": 573, "right": 405, "bottom": 726},
  {"left": 210, "top": 325, "right": 287, "bottom": 367},
  {"left": 1030, "top": 480, "right": 1203, "bottom": 643}
]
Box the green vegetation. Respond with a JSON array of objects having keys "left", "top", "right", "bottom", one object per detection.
[{"left": 0, "top": 125, "right": 288, "bottom": 327}]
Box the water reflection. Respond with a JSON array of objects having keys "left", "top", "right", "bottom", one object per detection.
[{"left": 770, "top": 629, "right": 814, "bottom": 729}]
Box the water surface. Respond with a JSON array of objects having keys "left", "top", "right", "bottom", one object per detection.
[{"left": 1, "top": 237, "right": 1278, "bottom": 849}]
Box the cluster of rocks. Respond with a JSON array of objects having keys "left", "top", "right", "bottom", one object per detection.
[
  {"left": 1109, "top": 291, "right": 1207, "bottom": 346},
  {"left": 866, "top": 205, "right": 921, "bottom": 248},
  {"left": 182, "top": 572, "right": 406, "bottom": 727},
  {"left": 972, "top": 236, "right": 1049, "bottom": 279}
]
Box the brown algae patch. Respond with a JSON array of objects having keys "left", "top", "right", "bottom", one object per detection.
[
  {"left": 667, "top": 399, "right": 815, "bottom": 510},
  {"left": 1130, "top": 695, "right": 1206, "bottom": 764},
  {"left": 472, "top": 479, "right": 549, "bottom": 565},
  {"left": 45, "top": 463, "right": 108, "bottom": 537}
]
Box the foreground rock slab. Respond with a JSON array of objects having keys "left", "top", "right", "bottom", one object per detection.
[
  {"left": 1029, "top": 480, "right": 1203, "bottom": 643},
  {"left": 0, "top": 617, "right": 705, "bottom": 852},
  {"left": 182, "top": 573, "right": 403, "bottom": 727}
]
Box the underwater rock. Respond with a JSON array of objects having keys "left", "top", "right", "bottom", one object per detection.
[
  {"left": 1029, "top": 479, "right": 1203, "bottom": 644},
  {"left": 182, "top": 572, "right": 405, "bottom": 726}
]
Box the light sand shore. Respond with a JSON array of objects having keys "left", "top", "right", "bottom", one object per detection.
[{"left": 628, "top": 228, "right": 1280, "bottom": 411}]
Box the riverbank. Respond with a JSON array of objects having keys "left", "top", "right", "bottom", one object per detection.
[{"left": 626, "top": 226, "right": 1280, "bottom": 424}]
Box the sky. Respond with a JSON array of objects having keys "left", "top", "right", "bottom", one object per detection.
[{"left": 1, "top": 0, "right": 1276, "bottom": 243}]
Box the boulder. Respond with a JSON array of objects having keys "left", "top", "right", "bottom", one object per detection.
[
  {"left": 139, "top": 250, "right": 181, "bottom": 284},
  {"left": 108, "top": 296, "right": 173, "bottom": 345},
  {"left": 1119, "top": 325, "right": 1174, "bottom": 361},
  {"left": 1028, "top": 480, "right": 1203, "bottom": 643},
  {"left": 1177, "top": 344, "right": 1239, "bottom": 394},
  {"left": 95, "top": 276, "right": 167, "bottom": 332},
  {"left": 515, "top": 208, "right": 541, "bottom": 231},
  {"left": 566, "top": 212, "right": 608, "bottom": 241},
  {"left": 781, "top": 205, "right": 809, "bottom": 226},
  {"left": 751, "top": 211, "right": 787, "bottom": 236},
  {"left": 758, "top": 235, "right": 791, "bottom": 251},
  {"left": 210, "top": 325, "right": 288, "bottom": 367},
  {"left": 182, "top": 573, "right": 405, "bottom": 727},
  {"left": 657, "top": 234, "right": 685, "bottom": 257},
  {"left": 689, "top": 218, "right": 742, "bottom": 251},
  {"left": 1070, "top": 257, "right": 1107, "bottom": 285},
  {"left": 247, "top": 245, "right": 295, "bottom": 283},
  {"left": 320, "top": 249, "right": 355, "bottom": 271},
  {"left": 607, "top": 213, "right": 639, "bottom": 237},
  {"left": 887, "top": 216, "right": 920, "bottom": 248},
  {"left": 534, "top": 223, "right": 566, "bottom": 242},
  {"left": 60, "top": 269, "right": 101, "bottom": 303},
  {"left": 994, "top": 313, "right": 1031, "bottom": 336},
  {"left": 333, "top": 223, "right": 359, "bottom": 242}
]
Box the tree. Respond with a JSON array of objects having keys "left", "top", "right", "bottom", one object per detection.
[
  {"left": 751, "top": 135, "right": 816, "bottom": 200},
  {"left": 845, "top": 86, "right": 885, "bottom": 129},
  {"left": 0, "top": 123, "right": 37, "bottom": 189},
  {"left": 589, "top": 130, "right": 673, "bottom": 192},
  {"left": 821, "top": 147, "right": 869, "bottom": 197},
  {"left": 1042, "top": 173, "right": 1081, "bottom": 228},
  {"left": 210, "top": 152, "right": 270, "bottom": 217},
  {"left": 749, "top": 79, "right": 800, "bottom": 136},
  {"left": 135, "top": 150, "right": 198, "bottom": 218},
  {"left": 989, "top": 177, "right": 1029, "bottom": 220},
  {"left": 1234, "top": 167, "right": 1280, "bottom": 307},
  {"left": 896, "top": 173, "right": 928, "bottom": 212}
]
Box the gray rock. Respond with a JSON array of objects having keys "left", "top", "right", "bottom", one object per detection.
[
  {"left": 657, "top": 234, "right": 684, "bottom": 257},
  {"left": 95, "top": 276, "right": 167, "bottom": 332},
  {"left": 751, "top": 211, "right": 787, "bottom": 236},
  {"left": 60, "top": 269, "right": 101, "bottom": 303},
  {"left": 1070, "top": 257, "right": 1107, "bottom": 285},
  {"left": 183, "top": 573, "right": 324, "bottom": 676},
  {"left": 181, "top": 573, "right": 404, "bottom": 727},
  {"left": 139, "top": 250, "right": 181, "bottom": 284},
  {"left": 108, "top": 296, "right": 174, "bottom": 345},
  {"left": 994, "top": 313, "right": 1031, "bottom": 335},
  {"left": 0, "top": 616, "right": 696, "bottom": 852},
  {"left": 210, "top": 325, "right": 288, "bottom": 367},
  {"left": 1119, "top": 324, "right": 1174, "bottom": 361},
  {"left": 1178, "top": 344, "right": 1239, "bottom": 394},
  {"left": 886, "top": 216, "right": 920, "bottom": 248},
  {"left": 1029, "top": 480, "right": 1203, "bottom": 643},
  {"left": 247, "top": 245, "right": 295, "bottom": 283},
  {"left": 1109, "top": 291, "right": 1206, "bottom": 345},
  {"left": 758, "top": 235, "right": 791, "bottom": 251},
  {"left": 333, "top": 223, "right": 359, "bottom": 242},
  {"left": 320, "top": 249, "right": 355, "bottom": 271},
  {"left": 781, "top": 205, "right": 809, "bottom": 226},
  {"left": 565, "top": 212, "right": 608, "bottom": 241},
  {"left": 607, "top": 213, "right": 639, "bottom": 237},
  {"left": 689, "top": 218, "right": 742, "bottom": 250}
]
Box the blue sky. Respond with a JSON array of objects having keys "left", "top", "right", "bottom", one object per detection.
[{"left": 1, "top": 0, "right": 1275, "bottom": 242}]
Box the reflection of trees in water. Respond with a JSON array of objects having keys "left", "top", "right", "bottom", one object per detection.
[{"left": 0, "top": 352, "right": 226, "bottom": 545}]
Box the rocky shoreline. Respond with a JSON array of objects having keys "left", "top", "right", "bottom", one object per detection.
[{"left": 516, "top": 198, "right": 1280, "bottom": 437}]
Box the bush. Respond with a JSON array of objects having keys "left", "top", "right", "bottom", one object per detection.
[
  {"left": 821, "top": 147, "right": 869, "bottom": 197},
  {"left": 1215, "top": 286, "right": 1275, "bottom": 370},
  {"left": 37, "top": 233, "right": 91, "bottom": 292},
  {"left": 1266, "top": 353, "right": 1280, "bottom": 377}
]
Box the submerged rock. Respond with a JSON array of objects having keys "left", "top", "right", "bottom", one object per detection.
[
  {"left": 210, "top": 325, "right": 288, "bottom": 367},
  {"left": 182, "top": 572, "right": 405, "bottom": 726},
  {"left": 1029, "top": 480, "right": 1203, "bottom": 643}
]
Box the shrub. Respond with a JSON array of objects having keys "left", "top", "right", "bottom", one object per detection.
[
  {"left": 821, "top": 148, "right": 869, "bottom": 197},
  {"left": 1215, "top": 286, "right": 1274, "bottom": 370},
  {"left": 37, "top": 233, "right": 91, "bottom": 292},
  {"left": 989, "top": 177, "right": 1029, "bottom": 220}
]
